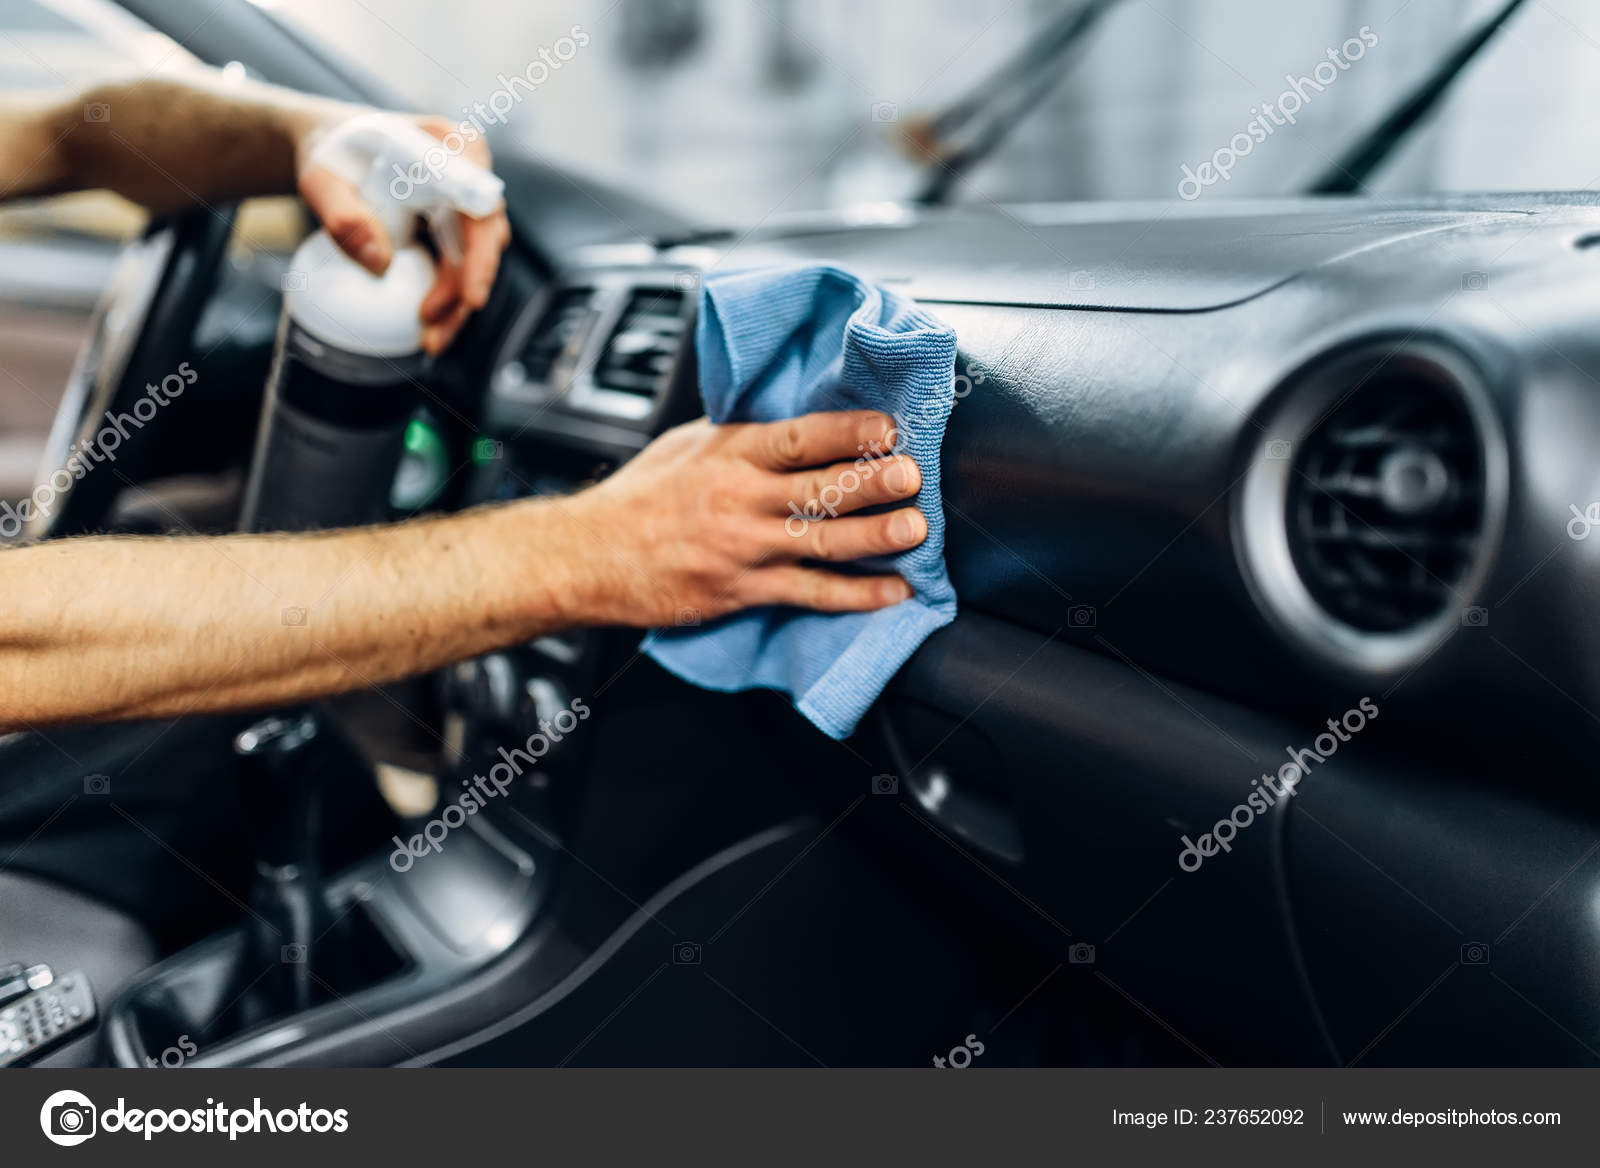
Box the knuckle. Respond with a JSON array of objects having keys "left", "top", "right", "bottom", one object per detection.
[
  {"left": 661, "top": 418, "right": 704, "bottom": 452},
  {"left": 792, "top": 572, "right": 823, "bottom": 608},
  {"left": 328, "top": 215, "right": 370, "bottom": 246},
  {"left": 774, "top": 419, "right": 807, "bottom": 466},
  {"left": 808, "top": 521, "right": 832, "bottom": 560},
  {"left": 801, "top": 468, "right": 828, "bottom": 508},
  {"left": 853, "top": 462, "right": 882, "bottom": 501}
]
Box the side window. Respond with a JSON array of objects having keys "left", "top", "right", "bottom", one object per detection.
[
  {"left": 0, "top": 0, "right": 308, "bottom": 513},
  {"left": 0, "top": 0, "right": 173, "bottom": 506}
]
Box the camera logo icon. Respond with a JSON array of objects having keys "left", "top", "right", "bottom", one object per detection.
[
  {"left": 280, "top": 270, "right": 307, "bottom": 293},
  {"left": 1461, "top": 606, "right": 1489, "bottom": 628},
  {"left": 1461, "top": 271, "right": 1488, "bottom": 292},
  {"left": 281, "top": 943, "right": 307, "bottom": 964},
  {"left": 1264, "top": 439, "right": 1292, "bottom": 461},
  {"left": 672, "top": 941, "right": 702, "bottom": 965},
  {"left": 1068, "top": 942, "right": 1096, "bottom": 965},
  {"left": 83, "top": 773, "right": 110, "bottom": 795},
  {"left": 281, "top": 606, "right": 307, "bottom": 626},
  {"left": 82, "top": 102, "right": 110, "bottom": 123},
  {"left": 1068, "top": 605, "right": 1096, "bottom": 628},
  {"left": 871, "top": 773, "right": 899, "bottom": 796},
  {"left": 674, "top": 606, "right": 701, "bottom": 627},
  {"left": 1461, "top": 942, "right": 1490, "bottom": 965},
  {"left": 673, "top": 271, "right": 700, "bottom": 292},
  {"left": 40, "top": 1089, "right": 97, "bottom": 1146},
  {"left": 471, "top": 437, "right": 503, "bottom": 462},
  {"left": 1067, "top": 270, "right": 1096, "bottom": 291},
  {"left": 870, "top": 101, "right": 898, "bottom": 122}
]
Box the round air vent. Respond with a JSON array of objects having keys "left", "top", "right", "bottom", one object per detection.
[
  {"left": 1286, "top": 369, "right": 1485, "bottom": 633},
  {"left": 1236, "top": 340, "right": 1506, "bottom": 673}
]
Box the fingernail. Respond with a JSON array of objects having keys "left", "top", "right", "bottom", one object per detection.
[
  {"left": 887, "top": 457, "right": 920, "bottom": 494},
  {"left": 884, "top": 579, "right": 913, "bottom": 604},
  {"left": 357, "top": 240, "right": 389, "bottom": 274},
  {"left": 891, "top": 509, "right": 925, "bottom": 546},
  {"left": 882, "top": 426, "right": 899, "bottom": 448}
]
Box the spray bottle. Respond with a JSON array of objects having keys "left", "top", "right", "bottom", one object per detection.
[{"left": 240, "top": 113, "right": 504, "bottom": 533}]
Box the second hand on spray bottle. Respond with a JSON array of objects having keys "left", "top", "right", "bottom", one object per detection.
[{"left": 241, "top": 113, "right": 505, "bottom": 534}]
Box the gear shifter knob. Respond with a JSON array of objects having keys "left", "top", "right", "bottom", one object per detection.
[
  {"left": 228, "top": 711, "right": 330, "bottom": 1022},
  {"left": 234, "top": 712, "right": 321, "bottom": 869}
]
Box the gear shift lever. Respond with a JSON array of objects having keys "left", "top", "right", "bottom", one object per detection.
[{"left": 228, "top": 712, "right": 334, "bottom": 1026}]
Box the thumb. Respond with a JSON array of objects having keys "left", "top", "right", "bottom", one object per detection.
[{"left": 298, "top": 164, "right": 393, "bottom": 275}]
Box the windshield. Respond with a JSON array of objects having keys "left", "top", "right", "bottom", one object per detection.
[{"left": 261, "top": 0, "right": 1582, "bottom": 219}]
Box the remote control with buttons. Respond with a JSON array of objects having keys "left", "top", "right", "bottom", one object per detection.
[{"left": 0, "top": 971, "right": 95, "bottom": 1067}]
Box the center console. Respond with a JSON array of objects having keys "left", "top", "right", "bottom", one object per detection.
[{"left": 101, "top": 263, "right": 708, "bottom": 1066}]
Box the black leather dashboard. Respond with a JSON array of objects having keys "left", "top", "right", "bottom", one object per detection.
[
  {"left": 509, "top": 194, "right": 1600, "bottom": 754},
  {"left": 471, "top": 190, "right": 1600, "bottom": 1065}
]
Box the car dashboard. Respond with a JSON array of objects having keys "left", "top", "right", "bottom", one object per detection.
[
  {"left": 473, "top": 194, "right": 1600, "bottom": 760},
  {"left": 436, "top": 193, "right": 1600, "bottom": 1067}
]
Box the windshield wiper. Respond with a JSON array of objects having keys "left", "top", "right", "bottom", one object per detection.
[
  {"left": 1308, "top": 0, "right": 1528, "bottom": 195},
  {"left": 911, "top": 0, "right": 1120, "bottom": 205}
]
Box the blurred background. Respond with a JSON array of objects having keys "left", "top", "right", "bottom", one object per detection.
[{"left": 2, "top": 0, "right": 1596, "bottom": 499}]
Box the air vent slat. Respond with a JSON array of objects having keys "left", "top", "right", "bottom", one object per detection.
[
  {"left": 1325, "top": 426, "right": 1472, "bottom": 451},
  {"left": 1303, "top": 527, "right": 1476, "bottom": 552},
  {"left": 1311, "top": 474, "right": 1383, "bottom": 498},
  {"left": 594, "top": 288, "right": 688, "bottom": 401},
  {"left": 521, "top": 286, "right": 596, "bottom": 384}
]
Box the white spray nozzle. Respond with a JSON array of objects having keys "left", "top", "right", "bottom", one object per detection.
[{"left": 304, "top": 111, "right": 505, "bottom": 264}]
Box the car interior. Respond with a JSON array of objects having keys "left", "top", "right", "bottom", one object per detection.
[{"left": 4, "top": 0, "right": 1600, "bottom": 1069}]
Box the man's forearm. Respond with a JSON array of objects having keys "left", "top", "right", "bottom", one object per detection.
[
  {"left": 0, "top": 499, "right": 587, "bottom": 729},
  {"left": 1, "top": 73, "right": 354, "bottom": 211},
  {"left": 1, "top": 411, "right": 929, "bottom": 731}
]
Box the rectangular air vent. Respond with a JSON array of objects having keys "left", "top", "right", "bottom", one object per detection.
[
  {"left": 591, "top": 287, "right": 688, "bottom": 401},
  {"left": 520, "top": 285, "right": 596, "bottom": 385}
]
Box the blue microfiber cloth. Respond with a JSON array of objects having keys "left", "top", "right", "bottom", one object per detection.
[{"left": 641, "top": 263, "right": 959, "bottom": 740}]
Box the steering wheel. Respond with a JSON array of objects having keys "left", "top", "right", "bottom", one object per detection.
[{"left": 28, "top": 204, "right": 237, "bottom": 540}]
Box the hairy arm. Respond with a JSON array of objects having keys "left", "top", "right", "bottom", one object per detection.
[
  {"left": 0, "top": 500, "right": 572, "bottom": 728},
  {"left": 0, "top": 73, "right": 348, "bottom": 212},
  {"left": 0, "top": 412, "right": 927, "bottom": 730},
  {"left": 0, "top": 71, "right": 508, "bottom": 351}
]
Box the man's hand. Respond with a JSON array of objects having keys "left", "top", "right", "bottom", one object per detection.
[
  {"left": 0, "top": 73, "right": 509, "bottom": 355},
  {"left": 565, "top": 410, "right": 927, "bottom": 626},
  {"left": 296, "top": 114, "right": 512, "bottom": 354},
  {"left": 0, "top": 410, "right": 930, "bottom": 728}
]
